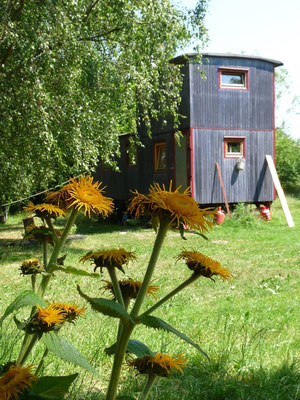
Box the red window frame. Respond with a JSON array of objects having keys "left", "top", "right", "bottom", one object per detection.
[
  {"left": 219, "top": 67, "right": 249, "bottom": 90},
  {"left": 224, "top": 136, "right": 246, "bottom": 159}
]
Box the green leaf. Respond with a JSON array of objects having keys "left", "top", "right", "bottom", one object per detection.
[
  {"left": 193, "top": 232, "right": 209, "bottom": 241},
  {"left": 13, "top": 315, "right": 27, "bottom": 331},
  {"left": 105, "top": 339, "right": 155, "bottom": 357},
  {"left": 126, "top": 339, "right": 156, "bottom": 357},
  {"left": 138, "top": 315, "right": 210, "bottom": 360},
  {"left": 0, "top": 290, "right": 47, "bottom": 326},
  {"left": 57, "top": 266, "right": 99, "bottom": 278},
  {"left": 77, "top": 285, "right": 131, "bottom": 323},
  {"left": 29, "top": 374, "right": 78, "bottom": 399},
  {"left": 42, "top": 332, "right": 98, "bottom": 376},
  {"left": 116, "top": 396, "right": 136, "bottom": 400}
]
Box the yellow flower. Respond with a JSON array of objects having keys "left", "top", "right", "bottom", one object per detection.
[
  {"left": 103, "top": 279, "right": 158, "bottom": 300},
  {"left": 0, "top": 364, "right": 37, "bottom": 400},
  {"left": 128, "top": 353, "right": 187, "bottom": 377},
  {"left": 35, "top": 304, "right": 66, "bottom": 327},
  {"left": 177, "top": 250, "right": 232, "bottom": 280},
  {"left": 45, "top": 183, "right": 74, "bottom": 209},
  {"left": 23, "top": 202, "right": 65, "bottom": 219},
  {"left": 64, "top": 175, "right": 113, "bottom": 217},
  {"left": 128, "top": 182, "right": 213, "bottom": 232},
  {"left": 25, "top": 304, "right": 68, "bottom": 334},
  {"left": 52, "top": 302, "right": 86, "bottom": 322},
  {"left": 80, "top": 248, "right": 136, "bottom": 273},
  {"left": 19, "top": 258, "right": 43, "bottom": 275}
]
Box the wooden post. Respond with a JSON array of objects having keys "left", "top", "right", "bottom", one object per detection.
[
  {"left": 23, "top": 217, "right": 35, "bottom": 233},
  {"left": 265, "top": 155, "right": 294, "bottom": 228},
  {"left": 215, "top": 162, "right": 230, "bottom": 216}
]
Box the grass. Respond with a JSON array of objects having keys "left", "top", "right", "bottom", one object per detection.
[{"left": 0, "top": 195, "right": 299, "bottom": 399}]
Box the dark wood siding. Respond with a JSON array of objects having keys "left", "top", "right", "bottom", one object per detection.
[
  {"left": 95, "top": 133, "right": 174, "bottom": 199},
  {"left": 190, "top": 57, "right": 274, "bottom": 130},
  {"left": 94, "top": 53, "right": 280, "bottom": 205},
  {"left": 192, "top": 129, "right": 274, "bottom": 204}
]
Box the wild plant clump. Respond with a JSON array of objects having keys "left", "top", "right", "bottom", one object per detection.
[{"left": 0, "top": 177, "right": 232, "bottom": 400}]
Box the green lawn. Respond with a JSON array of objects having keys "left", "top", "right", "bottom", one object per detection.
[{"left": 0, "top": 195, "right": 299, "bottom": 399}]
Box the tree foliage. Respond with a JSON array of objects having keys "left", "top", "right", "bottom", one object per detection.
[
  {"left": 275, "top": 126, "right": 300, "bottom": 187},
  {"left": 0, "top": 0, "right": 208, "bottom": 205}
]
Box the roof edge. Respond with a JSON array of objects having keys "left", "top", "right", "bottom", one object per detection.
[{"left": 171, "top": 52, "right": 283, "bottom": 67}]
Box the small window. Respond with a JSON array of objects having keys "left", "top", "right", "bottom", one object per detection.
[
  {"left": 154, "top": 142, "right": 167, "bottom": 172},
  {"left": 224, "top": 137, "right": 245, "bottom": 158},
  {"left": 220, "top": 68, "right": 248, "bottom": 89}
]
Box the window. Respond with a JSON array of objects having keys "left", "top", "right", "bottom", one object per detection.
[
  {"left": 154, "top": 142, "right": 167, "bottom": 172},
  {"left": 219, "top": 68, "right": 248, "bottom": 90},
  {"left": 224, "top": 137, "right": 245, "bottom": 158}
]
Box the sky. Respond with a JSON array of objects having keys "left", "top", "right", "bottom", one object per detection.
[{"left": 179, "top": 0, "right": 300, "bottom": 138}]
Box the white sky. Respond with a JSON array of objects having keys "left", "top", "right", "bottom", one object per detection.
[{"left": 179, "top": 0, "right": 300, "bottom": 138}]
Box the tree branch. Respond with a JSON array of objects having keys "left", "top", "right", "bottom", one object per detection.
[
  {"left": 11, "top": 0, "right": 25, "bottom": 21},
  {"left": 83, "top": 0, "right": 100, "bottom": 22},
  {"left": 79, "top": 26, "right": 123, "bottom": 41}
]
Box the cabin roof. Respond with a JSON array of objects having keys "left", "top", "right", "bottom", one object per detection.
[{"left": 171, "top": 52, "right": 283, "bottom": 67}]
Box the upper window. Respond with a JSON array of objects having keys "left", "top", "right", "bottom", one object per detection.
[
  {"left": 154, "top": 142, "right": 167, "bottom": 172},
  {"left": 219, "top": 68, "right": 248, "bottom": 90},
  {"left": 224, "top": 137, "right": 245, "bottom": 158}
]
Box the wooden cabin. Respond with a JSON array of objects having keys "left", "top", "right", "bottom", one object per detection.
[{"left": 95, "top": 53, "right": 283, "bottom": 206}]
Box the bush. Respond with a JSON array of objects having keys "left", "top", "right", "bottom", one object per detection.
[
  {"left": 276, "top": 127, "right": 300, "bottom": 188},
  {"left": 225, "top": 203, "right": 260, "bottom": 228}
]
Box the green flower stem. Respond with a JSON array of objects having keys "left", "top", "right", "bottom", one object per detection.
[
  {"left": 105, "top": 323, "right": 134, "bottom": 400},
  {"left": 31, "top": 274, "right": 37, "bottom": 292},
  {"left": 116, "top": 297, "right": 130, "bottom": 345},
  {"left": 130, "top": 218, "right": 169, "bottom": 320},
  {"left": 140, "top": 274, "right": 199, "bottom": 318},
  {"left": 18, "top": 208, "right": 79, "bottom": 366},
  {"left": 37, "top": 207, "right": 78, "bottom": 297},
  {"left": 42, "top": 240, "right": 48, "bottom": 269},
  {"left": 17, "top": 334, "right": 33, "bottom": 365},
  {"left": 108, "top": 267, "right": 125, "bottom": 308},
  {"left": 106, "top": 220, "right": 169, "bottom": 399},
  {"left": 138, "top": 374, "right": 157, "bottom": 400},
  {"left": 35, "top": 348, "right": 49, "bottom": 376},
  {"left": 45, "top": 217, "right": 59, "bottom": 243},
  {"left": 17, "top": 333, "right": 39, "bottom": 365},
  {"left": 123, "top": 296, "right": 130, "bottom": 311}
]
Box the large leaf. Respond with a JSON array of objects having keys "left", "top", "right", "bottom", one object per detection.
[
  {"left": 0, "top": 290, "right": 47, "bottom": 326},
  {"left": 138, "top": 315, "right": 209, "bottom": 360},
  {"left": 57, "top": 266, "right": 99, "bottom": 278},
  {"left": 28, "top": 374, "right": 78, "bottom": 400},
  {"left": 106, "top": 339, "right": 155, "bottom": 358},
  {"left": 42, "top": 332, "right": 98, "bottom": 376},
  {"left": 77, "top": 285, "right": 131, "bottom": 323}
]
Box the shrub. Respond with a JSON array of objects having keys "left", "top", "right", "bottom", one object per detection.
[{"left": 275, "top": 127, "right": 300, "bottom": 188}]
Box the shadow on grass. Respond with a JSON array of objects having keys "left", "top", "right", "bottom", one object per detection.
[
  {"left": 0, "top": 224, "right": 23, "bottom": 231},
  {"left": 116, "top": 359, "right": 300, "bottom": 400},
  {"left": 66, "top": 358, "right": 300, "bottom": 400},
  {"left": 75, "top": 218, "right": 147, "bottom": 235}
]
